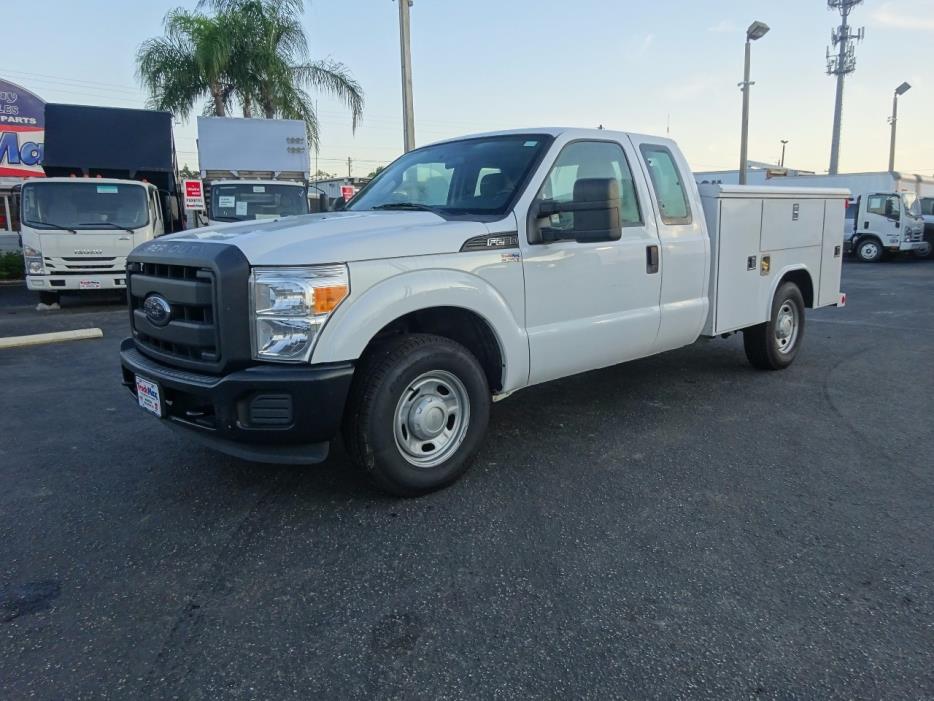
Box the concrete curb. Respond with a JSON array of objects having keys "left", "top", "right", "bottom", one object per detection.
[{"left": 0, "top": 328, "right": 103, "bottom": 350}]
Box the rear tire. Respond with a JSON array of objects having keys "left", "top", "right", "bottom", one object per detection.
[
  {"left": 743, "top": 282, "right": 806, "bottom": 371},
  {"left": 38, "top": 291, "right": 60, "bottom": 306},
  {"left": 855, "top": 237, "right": 883, "bottom": 263},
  {"left": 342, "top": 333, "right": 491, "bottom": 497}
]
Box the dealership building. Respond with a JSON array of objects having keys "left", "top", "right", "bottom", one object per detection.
[{"left": 0, "top": 78, "right": 45, "bottom": 250}]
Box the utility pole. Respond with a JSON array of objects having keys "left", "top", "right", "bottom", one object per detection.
[
  {"left": 780, "top": 139, "right": 789, "bottom": 167},
  {"left": 888, "top": 82, "right": 912, "bottom": 172},
  {"left": 397, "top": 0, "right": 416, "bottom": 152},
  {"left": 738, "top": 21, "right": 770, "bottom": 185},
  {"left": 826, "top": 1, "right": 864, "bottom": 175},
  {"left": 347, "top": 156, "right": 352, "bottom": 178}
]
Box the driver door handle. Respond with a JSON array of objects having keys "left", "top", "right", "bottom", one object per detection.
[{"left": 646, "top": 245, "right": 659, "bottom": 274}]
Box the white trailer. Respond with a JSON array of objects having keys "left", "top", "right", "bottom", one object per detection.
[{"left": 196, "top": 117, "right": 310, "bottom": 225}]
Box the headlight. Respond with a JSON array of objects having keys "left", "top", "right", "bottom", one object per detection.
[
  {"left": 250, "top": 265, "right": 349, "bottom": 362},
  {"left": 23, "top": 245, "right": 44, "bottom": 275}
]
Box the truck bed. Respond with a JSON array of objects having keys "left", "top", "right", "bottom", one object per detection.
[{"left": 698, "top": 184, "right": 849, "bottom": 337}]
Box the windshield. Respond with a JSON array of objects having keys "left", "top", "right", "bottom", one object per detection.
[
  {"left": 22, "top": 182, "right": 149, "bottom": 231},
  {"left": 902, "top": 191, "right": 921, "bottom": 217},
  {"left": 210, "top": 183, "right": 308, "bottom": 222},
  {"left": 348, "top": 134, "right": 552, "bottom": 216}
]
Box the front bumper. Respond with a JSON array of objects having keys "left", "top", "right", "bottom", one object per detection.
[
  {"left": 891, "top": 240, "right": 927, "bottom": 252},
  {"left": 27, "top": 273, "right": 126, "bottom": 291},
  {"left": 120, "top": 339, "right": 354, "bottom": 464}
]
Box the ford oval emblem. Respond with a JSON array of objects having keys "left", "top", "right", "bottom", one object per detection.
[{"left": 143, "top": 295, "right": 172, "bottom": 327}]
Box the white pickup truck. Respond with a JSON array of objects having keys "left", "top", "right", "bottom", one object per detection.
[{"left": 120, "top": 128, "right": 847, "bottom": 496}]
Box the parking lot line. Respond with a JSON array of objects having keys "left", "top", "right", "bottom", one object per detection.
[{"left": 0, "top": 328, "right": 104, "bottom": 350}]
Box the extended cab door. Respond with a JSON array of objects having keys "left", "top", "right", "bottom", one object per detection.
[
  {"left": 521, "top": 137, "right": 662, "bottom": 385},
  {"left": 626, "top": 137, "right": 709, "bottom": 352}
]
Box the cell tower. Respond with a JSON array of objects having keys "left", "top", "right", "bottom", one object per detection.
[{"left": 826, "top": 0, "right": 865, "bottom": 174}]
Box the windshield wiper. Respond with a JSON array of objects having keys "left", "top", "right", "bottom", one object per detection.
[
  {"left": 370, "top": 202, "right": 439, "bottom": 212},
  {"left": 78, "top": 222, "right": 135, "bottom": 233},
  {"left": 26, "top": 220, "right": 77, "bottom": 234}
]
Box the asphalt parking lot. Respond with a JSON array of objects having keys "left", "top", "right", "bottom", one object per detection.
[{"left": 1, "top": 260, "right": 932, "bottom": 700}]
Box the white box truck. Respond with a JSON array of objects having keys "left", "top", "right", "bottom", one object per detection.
[
  {"left": 21, "top": 104, "right": 182, "bottom": 305},
  {"left": 120, "top": 128, "right": 846, "bottom": 496},
  {"left": 196, "top": 117, "right": 309, "bottom": 226}
]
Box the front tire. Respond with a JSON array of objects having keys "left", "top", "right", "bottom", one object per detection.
[
  {"left": 343, "top": 334, "right": 491, "bottom": 497},
  {"left": 743, "top": 282, "right": 806, "bottom": 371},
  {"left": 855, "top": 237, "right": 883, "bottom": 263},
  {"left": 38, "top": 291, "right": 60, "bottom": 306}
]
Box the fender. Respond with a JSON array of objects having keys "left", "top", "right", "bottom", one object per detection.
[
  {"left": 767, "top": 263, "right": 813, "bottom": 315},
  {"left": 311, "top": 267, "right": 530, "bottom": 393}
]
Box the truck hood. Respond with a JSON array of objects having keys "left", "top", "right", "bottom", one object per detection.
[{"left": 163, "top": 211, "right": 492, "bottom": 265}]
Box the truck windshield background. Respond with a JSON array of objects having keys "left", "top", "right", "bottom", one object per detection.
[
  {"left": 23, "top": 182, "right": 148, "bottom": 230},
  {"left": 211, "top": 183, "right": 307, "bottom": 221}
]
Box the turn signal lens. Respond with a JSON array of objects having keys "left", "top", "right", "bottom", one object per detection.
[{"left": 313, "top": 284, "right": 349, "bottom": 314}]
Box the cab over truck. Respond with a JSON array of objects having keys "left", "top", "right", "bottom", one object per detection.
[
  {"left": 120, "top": 128, "right": 847, "bottom": 496},
  {"left": 195, "top": 117, "right": 309, "bottom": 226},
  {"left": 22, "top": 104, "right": 182, "bottom": 305},
  {"left": 846, "top": 191, "right": 926, "bottom": 262}
]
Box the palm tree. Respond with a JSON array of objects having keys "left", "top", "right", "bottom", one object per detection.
[
  {"left": 137, "top": 0, "right": 364, "bottom": 149},
  {"left": 137, "top": 8, "right": 236, "bottom": 118}
]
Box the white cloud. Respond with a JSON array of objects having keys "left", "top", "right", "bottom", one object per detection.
[
  {"left": 871, "top": 1, "right": 934, "bottom": 30},
  {"left": 708, "top": 19, "right": 738, "bottom": 33}
]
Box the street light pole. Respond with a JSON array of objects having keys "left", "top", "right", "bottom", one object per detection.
[
  {"left": 780, "top": 139, "right": 789, "bottom": 167},
  {"left": 397, "top": 0, "right": 416, "bottom": 152},
  {"left": 738, "top": 21, "right": 769, "bottom": 185},
  {"left": 888, "top": 82, "right": 911, "bottom": 172}
]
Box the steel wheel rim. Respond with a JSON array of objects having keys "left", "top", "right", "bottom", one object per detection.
[
  {"left": 774, "top": 301, "right": 799, "bottom": 354},
  {"left": 861, "top": 242, "right": 879, "bottom": 259},
  {"left": 393, "top": 370, "right": 470, "bottom": 468}
]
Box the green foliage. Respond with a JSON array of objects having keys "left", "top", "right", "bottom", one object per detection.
[
  {"left": 0, "top": 251, "right": 24, "bottom": 281},
  {"left": 137, "top": 0, "right": 364, "bottom": 149},
  {"left": 366, "top": 165, "right": 385, "bottom": 179}
]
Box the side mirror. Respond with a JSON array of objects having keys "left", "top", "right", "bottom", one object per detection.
[
  {"left": 533, "top": 177, "right": 622, "bottom": 243},
  {"left": 884, "top": 200, "right": 898, "bottom": 219}
]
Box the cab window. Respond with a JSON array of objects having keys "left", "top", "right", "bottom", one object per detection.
[
  {"left": 639, "top": 144, "right": 692, "bottom": 225},
  {"left": 537, "top": 140, "right": 642, "bottom": 228},
  {"left": 867, "top": 195, "right": 899, "bottom": 217}
]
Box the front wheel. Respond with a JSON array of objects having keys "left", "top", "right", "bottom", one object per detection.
[
  {"left": 743, "top": 282, "right": 806, "bottom": 371},
  {"left": 343, "top": 334, "right": 491, "bottom": 497},
  {"left": 855, "top": 238, "right": 883, "bottom": 263},
  {"left": 37, "top": 291, "right": 60, "bottom": 306}
]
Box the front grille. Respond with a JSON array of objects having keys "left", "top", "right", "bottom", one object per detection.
[
  {"left": 45, "top": 256, "right": 123, "bottom": 273},
  {"left": 127, "top": 239, "right": 252, "bottom": 374},
  {"left": 909, "top": 229, "right": 923, "bottom": 242},
  {"left": 129, "top": 261, "right": 220, "bottom": 367}
]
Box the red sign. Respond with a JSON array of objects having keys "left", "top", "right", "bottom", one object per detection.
[
  {"left": 340, "top": 185, "right": 356, "bottom": 202},
  {"left": 183, "top": 179, "right": 205, "bottom": 210}
]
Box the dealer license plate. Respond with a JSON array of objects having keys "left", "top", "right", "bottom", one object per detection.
[
  {"left": 135, "top": 376, "right": 162, "bottom": 417},
  {"left": 79, "top": 280, "right": 102, "bottom": 290}
]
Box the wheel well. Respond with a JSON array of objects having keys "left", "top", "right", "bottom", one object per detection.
[
  {"left": 779, "top": 269, "right": 814, "bottom": 308},
  {"left": 362, "top": 307, "right": 505, "bottom": 392}
]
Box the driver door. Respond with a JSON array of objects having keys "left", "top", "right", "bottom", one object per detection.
[{"left": 522, "top": 139, "right": 662, "bottom": 385}]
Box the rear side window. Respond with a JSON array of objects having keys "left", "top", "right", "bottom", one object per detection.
[{"left": 639, "top": 144, "right": 692, "bottom": 225}]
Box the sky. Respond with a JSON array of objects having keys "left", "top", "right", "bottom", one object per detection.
[{"left": 2, "top": 0, "right": 933, "bottom": 177}]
